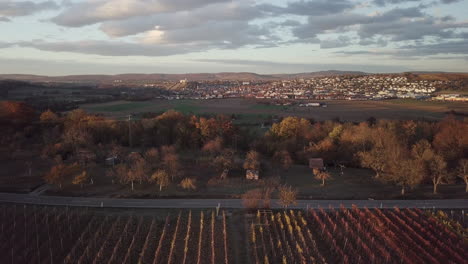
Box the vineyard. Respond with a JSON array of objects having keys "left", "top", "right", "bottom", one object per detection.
[
  {"left": 0, "top": 203, "right": 467, "bottom": 264},
  {"left": 249, "top": 207, "right": 468, "bottom": 264},
  {"left": 0, "top": 205, "right": 231, "bottom": 264}
]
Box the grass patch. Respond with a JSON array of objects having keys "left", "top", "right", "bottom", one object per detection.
[
  {"left": 250, "top": 104, "right": 287, "bottom": 110},
  {"left": 87, "top": 101, "right": 154, "bottom": 112},
  {"left": 172, "top": 102, "right": 200, "bottom": 114}
]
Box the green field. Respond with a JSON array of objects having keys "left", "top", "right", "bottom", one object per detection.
[
  {"left": 87, "top": 101, "right": 155, "bottom": 112},
  {"left": 80, "top": 98, "right": 468, "bottom": 122}
]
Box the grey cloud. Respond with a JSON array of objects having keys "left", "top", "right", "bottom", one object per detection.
[
  {"left": 374, "top": 0, "right": 462, "bottom": 6},
  {"left": 0, "top": 17, "right": 11, "bottom": 22},
  {"left": 51, "top": 0, "right": 230, "bottom": 27},
  {"left": 373, "top": 0, "right": 422, "bottom": 7},
  {"left": 359, "top": 17, "right": 468, "bottom": 41},
  {"left": 193, "top": 58, "right": 410, "bottom": 73},
  {"left": 15, "top": 40, "right": 203, "bottom": 56},
  {"left": 260, "top": 0, "right": 354, "bottom": 16},
  {"left": 0, "top": 42, "right": 13, "bottom": 48},
  {"left": 100, "top": 2, "right": 263, "bottom": 37},
  {"left": 335, "top": 39, "right": 468, "bottom": 58},
  {"left": 139, "top": 21, "right": 276, "bottom": 49},
  {"left": 12, "top": 19, "right": 276, "bottom": 57},
  {"left": 440, "top": 0, "right": 462, "bottom": 3},
  {"left": 291, "top": 6, "right": 467, "bottom": 45},
  {"left": 0, "top": 0, "right": 58, "bottom": 17},
  {"left": 320, "top": 36, "right": 353, "bottom": 49},
  {"left": 398, "top": 40, "right": 468, "bottom": 56}
]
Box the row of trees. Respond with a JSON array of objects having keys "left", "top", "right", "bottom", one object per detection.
[
  {"left": 259, "top": 116, "right": 467, "bottom": 194},
  {"left": 1, "top": 101, "right": 466, "bottom": 195}
]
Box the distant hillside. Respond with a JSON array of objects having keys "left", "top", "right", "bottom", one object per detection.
[
  {"left": 272, "top": 70, "right": 368, "bottom": 79},
  {"left": 403, "top": 72, "right": 468, "bottom": 92},
  {"left": 0, "top": 72, "right": 277, "bottom": 83},
  {"left": 0, "top": 70, "right": 367, "bottom": 83}
]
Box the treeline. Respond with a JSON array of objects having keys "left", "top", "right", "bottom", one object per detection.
[{"left": 0, "top": 100, "right": 467, "bottom": 195}]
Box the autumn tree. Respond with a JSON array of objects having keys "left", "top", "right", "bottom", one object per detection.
[
  {"left": 213, "top": 149, "right": 235, "bottom": 178},
  {"left": 107, "top": 163, "right": 128, "bottom": 184},
  {"left": 241, "top": 188, "right": 272, "bottom": 209},
  {"left": 314, "top": 170, "right": 332, "bottom": 187},
  {"left": 202, "top": 137, "right": 223, "bottom": 154},
  {"left": 72, "top": 171, "right": 89, "bottom": 188},
  {"left": 269, "top": 117, "right": 312, "bottom": 139},
  {"left": 358, "top": 127, "right": 400, "bottom": 179},
  {"left": 383, "top": 155, "right": 424, "bottom": 196},
  {"left": 457, "top": 159, "right": 468, "bottom": 192},
  {"left": 162, "top": 152, "right": 181, "bottom": 181},
  {"left": 144, "top": 148, "right": 160, "bottom": 170},
  {"left": 278, "top": 185, "right": 298, "bottom": 208},
  {"left": 433, "top": 117, "right": 468, "bottom": 165},
  {"left": 428, "top": 155, "right": 448, "bottom": 194},
  {"left": 180, "top": 178, "right": 197, "bottom": 190},
  {"left": 127, "top": 152, "right": 149, "bottom": 186},
  {"left": 243, "top": 150, "right": 261, "bottom": 171},
  {"left": 0, "top": 101, "right": 35, "bottom": 122},
  {"left": 412, "top": 140, "right": 449, "bottom": 194},
  {"left": 151, "top": 169, "right": 170, "bottom": 191},
  {"left": 44, "top": 162, "right": 79, "bottom": 189},
  {"left": 40, "top": 110, "right": 59, "bottom": 123}
]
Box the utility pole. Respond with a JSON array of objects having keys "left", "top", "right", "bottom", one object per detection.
[{"left": 128, "top": 114, "right": 132, "bottom": 148}]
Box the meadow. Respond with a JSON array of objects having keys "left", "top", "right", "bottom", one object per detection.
[{"left": 80, "top": 98, "right": 468, "bottom": 122}]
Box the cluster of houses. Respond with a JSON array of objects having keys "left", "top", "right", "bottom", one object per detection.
[
  {"left": 156, "top": 75, "right": 457, "bottom": 102},
  {"left": 432, "top": 94, "right": 468, "bottom": 102}
]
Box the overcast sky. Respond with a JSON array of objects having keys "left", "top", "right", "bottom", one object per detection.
[{"left": 0, "top": 0, "right": 467, "bottom": 75}]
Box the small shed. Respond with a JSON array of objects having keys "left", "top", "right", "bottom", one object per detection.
[
  {"left": 246, "top": 170, "right": 259, "bottom": 180},
  {"left": 77, "top": 149, "right": 97, "bottom": 165},
  {"left": 309, "top": 158, "right": 324, "bottom": 170},
  {"left": 105, "top": 156, "right": 119, "bottom": 166}
]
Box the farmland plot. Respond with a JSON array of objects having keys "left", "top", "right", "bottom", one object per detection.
[
  {"left": 248, "top": 207, "right": 468, "bottom": 264},
  {"left": 0, "top": 204, "right": 466, "bottom": 264},
  {"left": 0, "top": 205, "right": 230, "bottom": 264}
]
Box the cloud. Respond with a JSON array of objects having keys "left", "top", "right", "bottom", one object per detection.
[
  {"left": 0, "top": 1, "right": 58, "bottom": 17},
  {"left": 291, "top": 7, "right": 424, "bottom": 40},
  {"left": 0, "top": 17, "right": 11, "bottom": 22},
  {"left": 320, "top": 36, "right": 353, "bottom": 49},
  {"left": 13, "top": 40, "right": 205, "bottom": 56},
  {"left": 100, "top": 1, "right": 263, "bottom": 37},
  {"left": 50, "top": 0, "right": 230, "bottom": 27},
  {"left": 290, "top": 6, "right": 468, "bottom": 46},
  {"left": 398, "top": 39, "right": 468, "bottom": 56},
  {"left": 373, "top": 0, "right": 461, "bottom": 6},
  {"left": 0, "top": 42, "right": 12, "bottom": 48},
  {"left": 372, "top": 0, "right": 422, "bottom": 7},
  {"left": 439, "top": 0, "right": 462, "bottom": 3},
  {"left": 260, "top": 0, "right": 355, "bottom": 16},
  {"left": 336, "top": 39, "right": 468, "bottom": 58},
  {"left": 193, "top": 58, "right": 410, "bottom": 73}
]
